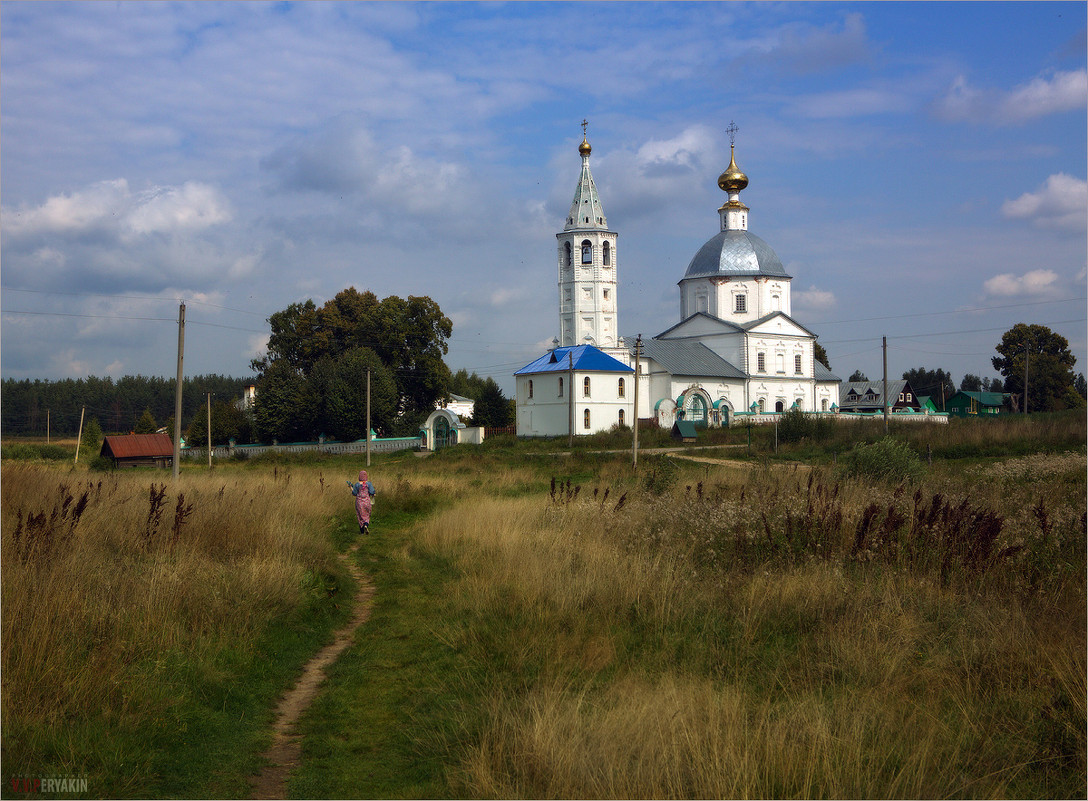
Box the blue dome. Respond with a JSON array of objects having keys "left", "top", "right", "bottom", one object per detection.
[{"left": 683, "top": 230, "right": 789, "bottom": 279}]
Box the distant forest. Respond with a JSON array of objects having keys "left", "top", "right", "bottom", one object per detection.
[{"left": 1, "top": 375, "right": 255, "bottom": 436}]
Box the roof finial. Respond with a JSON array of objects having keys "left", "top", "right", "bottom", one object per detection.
[
  {"left": 582, "top": 118, "right": 589, "bottom": 138},
  {"left": 579, "top": 118, "right": 592, "bottom": 157},
  {"left": 726, "top": 120, "right": 739, "bottom": 148}
]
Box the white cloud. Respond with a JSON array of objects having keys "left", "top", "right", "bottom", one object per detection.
[
  {"left": 793, "top": 285, "right": 836, "bottom": 310},
  {"left": 1, "top": 179, "right": 232, "bottom": 239},
  {"left": 935, "top": 69, "right": 1088, "bottom": 124},
  {"left": 790, "top": 87, "right": 912, "bottom": 119},
  {"left": 1001, "top": 174, "right": 1087, "bottom": 231},
  {"left": 124, "top": 182, "right": 232, "bottom": 237},
  {"left": 983, "top": 269, "right": 1060, "bottom": 297}
]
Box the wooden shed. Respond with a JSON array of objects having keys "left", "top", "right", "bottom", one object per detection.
[
  {"left": 100, "top": 434, "right": 174, "bottom": 468},
  {"left": 947, "top": 391, "right": 1008, "bottom": 418},
  {"left": 671, "top": 420, "right": 698, "bottom": 443}
]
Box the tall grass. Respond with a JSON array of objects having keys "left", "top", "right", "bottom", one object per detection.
[
  {"left": 410, "top": 452, "right": 1086, "bottom": 798},
  {"left": 1, "top": 463, "right": 348, "bottom": 795}
]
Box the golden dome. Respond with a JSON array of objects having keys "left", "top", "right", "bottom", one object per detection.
[
  {"left": 579, "top": 136, "right": 592, "bottom": 157},
  {"left": 717, "top": 145, "right": 748, "bottom": 193}
]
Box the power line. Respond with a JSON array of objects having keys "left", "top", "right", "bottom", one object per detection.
[
  {"left": 2, "top": 286, "right": 267, "bottom": 316},
  {"left": 810, "top": 296, "right": 1087, "bottom": 326}
]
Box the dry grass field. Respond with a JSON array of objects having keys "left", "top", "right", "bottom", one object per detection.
[{"left": 2, "top": 418, "right": 1085, "bottom": 798}]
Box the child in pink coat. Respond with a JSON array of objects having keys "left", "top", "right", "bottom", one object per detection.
[{"left": 347, "top": 470, "right": 376, "bottom": 535}]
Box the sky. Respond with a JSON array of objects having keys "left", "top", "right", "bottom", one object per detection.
[{"left": 2, "top": 1, "right": 1085, "bottom": 396}]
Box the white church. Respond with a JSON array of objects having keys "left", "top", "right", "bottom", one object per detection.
[{"left": 515, "top": 127, "right": 840, "bottom": 437}]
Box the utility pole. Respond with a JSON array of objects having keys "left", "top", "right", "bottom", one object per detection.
[
  {"left": 173, "top": 302, "right": 185, "bottom": 481},
  {"left": 207, "top": 392, "right": 212, "bottom": 469},
  {"left": 1023, "top": 346, "right": 1029, "bottom": 415},
  {"left": 74, "top": 406, "right": 85, "bottom": 465},
  {"left": 366, "top": 367, "right": 372, "bottom": 467},
  {"left": 568, "top": 350, "right": 574, "bottom": 447},
  {"left": 46, "top": 409, "right": 50, "bottom": 445},
  {"left": 632, "top": 335, "right": 641, "bottom": 468},
  {"left": 882, "top": 335, "right": 889, "bottom": 435}
]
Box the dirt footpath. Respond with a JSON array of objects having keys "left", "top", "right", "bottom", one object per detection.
[{"left": 250, "top": 543, "right": 374, "bottom": 799}]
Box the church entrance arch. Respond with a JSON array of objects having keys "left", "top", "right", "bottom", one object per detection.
[
  {"left": 714, "top": 399, "right": 733, "bottom": 428},
  {"left": 423, "top": 409, "right": 462, "bottom": 451},
  {"left": 678, "top": 387, "right": 713, "bottom": 429}
]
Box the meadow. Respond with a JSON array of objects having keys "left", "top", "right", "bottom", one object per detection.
[{"left": 2, "top": 412, "right": 1085, "bottom": 798}]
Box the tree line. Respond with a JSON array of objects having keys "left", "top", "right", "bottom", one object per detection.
[
  {"left": 844, "top": 324, "right": 1085, "bottom": 412},
  {"left": 1, "top": 374, "right": 254, "bottom": 437}
]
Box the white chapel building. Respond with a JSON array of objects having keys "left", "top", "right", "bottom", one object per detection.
[{"left": 515, "top": 129, "right": 840, "bottom": 437}]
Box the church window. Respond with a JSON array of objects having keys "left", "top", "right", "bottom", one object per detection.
[
  {"left": 697, "top": 294, "right": 708, "bottom": 313},
  {"left": 776, "top": 353, "right": 785, "bottom": 374},
  {"left": 772, "top": 294, "right": 781, "bottom": 311},
  {"left": 775, "top": 401, "right": 784, "bottom": 413},
  {"left": 603, "top": 289, "right": 610, "bottom": 301},
  {"left": 558, "top": 377, "right": 564, "bottom": 397},
  {"left": 581, "top": 241, "right": 592, "bottom": 264},
  {"left": 564, "top": 242, "right": 572, "bottom": 266},
  {"left": 584, "top": 409, "right": 591, "bottom": 429},
  {"left": 757, "top": 352, "right": 766, "bottom": 372},
  {"left": 821, "top": 398, "right": 829, "bottom": 412},
  {"left": 618, "top": 409, "right": 625, "bottom": 426},
  {"left": 528, "top": 380, "right": 534, "bottom": 399},
  {"left": 618, "top": 377, "right": 625, "bottom": 398},
  {"left": 603, "top": 242, "right": 611, "bottom": 265},
  {"left": 735, "top": 294, "right": 747, "bottom": 313},
  {"left": 758, "top": 398, "right": 765, "bottom": 413},
  {"left": 795, "top": 354, "right": 803, "bottom": 374},
  {"left": 583, "top": 376, "right": 591, "bottom": 397}
]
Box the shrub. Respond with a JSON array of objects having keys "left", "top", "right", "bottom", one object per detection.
[
  {"left": 777, "top": 408, "right": 834, "bottom": 443},
  {"left": 641, "top": 455, "right": 679, "bottom": 494},
  {"left": 839, "top": 436, "right": 925, "bottom": 483}
]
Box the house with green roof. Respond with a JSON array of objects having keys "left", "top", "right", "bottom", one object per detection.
[{"left": 947, "top": 390, "right": 1009, "bottom": 417}]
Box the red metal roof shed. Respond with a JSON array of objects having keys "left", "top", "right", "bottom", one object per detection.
[{"left": 101, "top": 434, "right": 174, "bottom": 467}]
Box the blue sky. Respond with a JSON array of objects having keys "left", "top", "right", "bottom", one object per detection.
[{"left": 2, "top": 1, "right": 1085, "bottom": 393}]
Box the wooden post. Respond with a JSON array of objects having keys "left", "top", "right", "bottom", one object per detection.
[
  {"left": 46, "top": 409, "right": 50, "bottom": 445},
  {"left": 366, "top": 367, "right": 371, "bottom": 467},
  {"left": 173, "top": 303, "right": 185, "bottom": 480},
  {"left": 882, "top": 335, "right": 889, "bottom": 435},
  {"left": 207, "top": 392, "right": 212, "bottom": 469},
  {"left": 74, "top": 406, "right": 85, "bottom": 465},
  {"left": 632, "top": 335, "right": 641, "bottom": 468},
  {"left": 568, "top": 350, "right": 574, "bottom": 447}
]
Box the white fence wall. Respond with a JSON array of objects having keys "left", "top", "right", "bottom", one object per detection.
[{"left": 182, "top": 436, "right": 422, "bottom": 460}]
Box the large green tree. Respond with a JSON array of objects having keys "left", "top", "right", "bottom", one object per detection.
[
  {"left": 309, "top": 348, "right": 398, "bottom": 440},
  {"left": 253, "top": 360, "right": 317, "bottom": 443},
  {"left": 253, "top": 288, "right": 452, "bottom": 435},
  {"left": 814, "top": 341, "right": 830, "bottom": 370},
  {"left": 992, "top": 323, "right": 1079, "bottom": 412},
  {"left": 470, "top": 379, "right": 513, "bottom": 428}
]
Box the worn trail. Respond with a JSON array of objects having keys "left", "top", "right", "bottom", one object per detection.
[{"left": 250, "top": 542, "right": 374, "bottom": 799}]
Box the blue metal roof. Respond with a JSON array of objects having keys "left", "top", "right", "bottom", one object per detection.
[{"left": 515, "top": 344, "right": 633, "bottom": 376}]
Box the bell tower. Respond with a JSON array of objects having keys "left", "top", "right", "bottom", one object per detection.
[{"left": 556, "top": 121, "right": 619, "bottom": 350}]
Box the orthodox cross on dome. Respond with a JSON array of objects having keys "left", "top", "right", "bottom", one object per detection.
[
  {"left": 582, "top": 118, "right": 589, "bottom": 137},
  {"left": 725, "top": 121, "right": 739, "bottom": 148}
]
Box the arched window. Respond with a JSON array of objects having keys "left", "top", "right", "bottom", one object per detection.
[
  {"left": 558, "top": 377, "right": 564, "bottom": 397},
  {"left": 528, "top": 380, "right": 534, "bottom": 399},
  {"left": 564, "top": 242, "right": 572, "bottom": 267},
  {"left": 603, "top": 242, "right": 611, "bottom": 266},
  {"left": 617, "top": 377, "right": 625, "bottom": 398},
  {"left": 822, "top": 398, "right": 829, "bottom": 412},
  {"left": 583, "top": 376, "right": 591, "bottom": 397},
  {"left": 775, "top": 400, "right": 784, "bottom": 413},
  {"left": 581, "top": 240, "right": 592, "bottom": 264},
  {"left": 583, "top": 409, "right": 591, "bottom": 429},
  {"left": 758, "top": 398, "right": 765, "bottom": 413},
  {"left": 618, "top": 409, "right": 625, "bottom": 426}
]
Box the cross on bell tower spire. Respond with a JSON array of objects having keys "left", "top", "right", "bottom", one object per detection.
[{"left": 726, "top": 121, "right": 739, "bottom": 148}]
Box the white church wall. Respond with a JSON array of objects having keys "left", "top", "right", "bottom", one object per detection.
[{"left": 516, "top": 371, "right": 633, "bottom": 437}]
